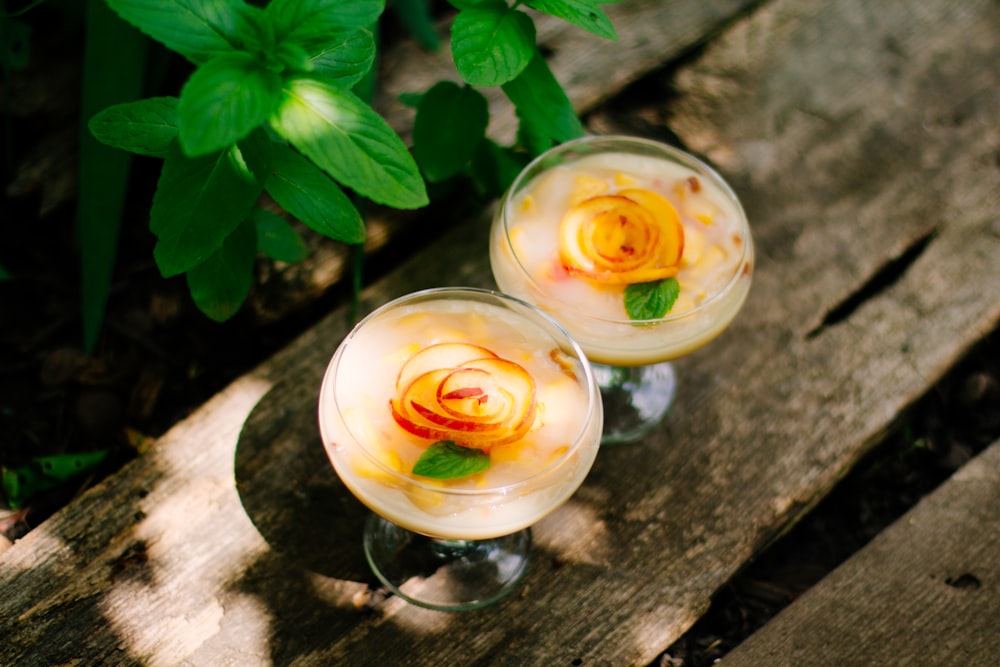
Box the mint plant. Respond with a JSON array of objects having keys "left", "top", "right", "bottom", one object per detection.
[{"left": 90, "top": 0, "right": 618, "bottom": 323}]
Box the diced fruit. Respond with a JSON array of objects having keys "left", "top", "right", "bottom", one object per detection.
[{"left": 569, "top": 174, "right": 608, "bottom": 205}]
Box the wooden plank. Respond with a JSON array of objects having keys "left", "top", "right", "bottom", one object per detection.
[
  {"left": 718, "top": 438, "right": 1000, "bottom": 667},
  {"left": 1, "top": 0, "right": 998, "bottom": 665}
]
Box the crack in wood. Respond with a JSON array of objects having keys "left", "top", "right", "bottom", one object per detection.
[{"left": 806, "top": 228, "right": 938, "bottom": 340}]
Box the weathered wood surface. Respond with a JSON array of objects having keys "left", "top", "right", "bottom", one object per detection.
[
  {"left": 719, "top": 437, "right": 1000, "bottom": 667},
  {"left": 2, "top": 0, "right": 999, "bottom": 665}
]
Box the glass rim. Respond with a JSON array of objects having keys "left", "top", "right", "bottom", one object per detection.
[
  {"left": 319, "top": 286, "right": 601, "bottom": 496},
  {"left": 499, "top": 134, "right": 753, "bottom": 326}
]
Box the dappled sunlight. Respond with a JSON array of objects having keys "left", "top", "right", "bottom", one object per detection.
[
  {"left": 277, "top": 76, "right": 350, "bottom": 141},
  {"left": 533, "top": 496, "right": 613, "bottom": 566},
  {"left": 98, "top": 374, "right": 277, "bottom": 665}
]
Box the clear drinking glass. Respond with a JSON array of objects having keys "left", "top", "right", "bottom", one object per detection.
[
  {"left": 318, "top": 287, "right": 603, "bottom": 611},
  {"left": 490, "top": 135, "right": 753, "bottom": 444}
]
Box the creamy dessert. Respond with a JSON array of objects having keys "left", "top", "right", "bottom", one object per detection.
[
  {"left": 491, "top": 137, "right": 753, "bottom": 366},
  {"left": 318, "top": 289, "right": 602, "bottom": 540}
]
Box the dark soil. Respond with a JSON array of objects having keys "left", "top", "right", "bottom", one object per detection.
[{"left": 2, "top": 6, "right": 999, "bottom": 663}]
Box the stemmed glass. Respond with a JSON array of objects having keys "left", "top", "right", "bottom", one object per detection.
[
  {"left": 318, "top": 287, "right": 602, "bottom": 611},
  {"left": 490, "top": 135, "right": 753, "bottom": 444}
]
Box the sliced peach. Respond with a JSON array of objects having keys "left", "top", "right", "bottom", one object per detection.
[
  {"left": 389, "top": 350, "right": 537, "bottom": 451},
  {"left": 395, "top": 342, "right": 497, "bottom": 392},
  {"left": 558, "top": 190, "right": 684, "bottom": 285}
]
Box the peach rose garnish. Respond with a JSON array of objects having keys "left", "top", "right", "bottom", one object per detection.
[
  {"left": 558, "top": 188, "right": 684, "bottom": 284},
  {"left": 390, "top": 342, "right": 537, "bottom": 451}
]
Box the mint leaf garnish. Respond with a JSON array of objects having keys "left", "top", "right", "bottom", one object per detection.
[
  {"left": 624, "top": 278, "right": 680, "bottom": 321},
  {"left": 412, "top": 441, "right": 491, "bottom": 480}
]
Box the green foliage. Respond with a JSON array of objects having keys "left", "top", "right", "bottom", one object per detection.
[
  {"left": 86, "top": 0, "right": 618, "bottom": 325},
  {"left": 79, "top": 0, "right": 149, "bottom": 354}
]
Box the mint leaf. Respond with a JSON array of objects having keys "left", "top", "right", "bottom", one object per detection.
[
  {"left": 178, "top": 52, "right": 281, "bottom": 156},
  {"left": 106, "top": 0, "right": 250, "bottom": 64},
  {"left": 265, "top": 142, "right": 366, "bottom": 243},
  {"left": 308, "top": 29, "right": 376, "bottom": 87},
  {"left": 412, "top": 441, "right": 491, "bottom": 480},
  {"left": 151, "top": 133, "right": 268, "bottom": 277},
  {"left": 268, "top": 0, "right": 384, "bottom": 50},
  {"left": 624, "top": 278, "right": 680, "bottom": 321},
  {"left": 502, "top": 50, "right": 585, "bottom": 144},
  {"left": 88, "top": 97, "right": 179, "bottom": 157},
  {"left": 451, "top": 6, "right": 536, "bottom": 87},
  {"left": 185, "top": 216, "right": 257, "bottom": 321},
  {"left": 413, "top": 82, "right": 489, "bottom": 182},
  {"left": 525, "top": 0, "right": 618, "bottom": 40},
  {"left": 270, "top": 74, "right": 428, "bottom": 209},
  {"left": 252, "top": 209, "right": 308, "bottom": 263}
]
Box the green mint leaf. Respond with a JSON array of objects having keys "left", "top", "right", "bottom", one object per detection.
[
  {"left": 524, "top": 0, "right": 618, "bottom": 40},
  {"left": 265, "top": 142, "right": 366, "bottom": 243},
  {"left": 412, "top": 441, "right": 491, "bottom": 480},
  {"left": 451, "top": 6, "right": 536, "bottom": 87},
  {"left": 185, "top": 216, "right": 257, "bottom": 321},
  {"left": 88, "top": 97, "right": 178, "bottom": 158},
  {"left": 178, "top": 52, "right": 281, "bottom": 156},
  {"left": 624, "top": 278, "right": 681, "bottom": 321},
  {"left": 308, "top": 29, "right": 376, "bottom": 87},
  {"left": 252, "top": 209, "right": 308, "bottom": 263},
  {"left": 502, "top": 50, "right": 585, "bottom": 144},
  {"left": 151, "top": 132, "right": 268, "bottom": 277},
  {"left": 267, "top": 0, "right": 384, "bottom": 51},
  {"left": 413, "top": 82, "right": 489, "bottom": 182},
  {"left": 106, "top": 0, "right": 250, "bottom": 64},
  {"left": 270, "top": 74, "right": 428, "bottom": 209}
]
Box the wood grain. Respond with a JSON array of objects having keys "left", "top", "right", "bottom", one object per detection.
[
  {"left": 1, "top": 0, "right": 998, "bottom": 665},
  {"left": 718, "top": 438, "right": 1000, "bottom": 667}
]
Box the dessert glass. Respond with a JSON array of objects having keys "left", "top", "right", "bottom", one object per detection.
[
  {"left": 490, "top": 135, "right": 753, "bottom": 443},
  {"left": 318, "top": 287, "right": 602, "bottom": 611}
]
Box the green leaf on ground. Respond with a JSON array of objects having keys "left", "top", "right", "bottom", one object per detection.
[
  {"left": 252, "top": 209, "right": 308, "bottom": 263},
  {"left": 177, "top": 52, "right": 281, "bottom": 156},
  {"left": 413, "top": 441, "right": 491, "bottom": 480},
  {"left": 451, "top": 5, "right": 535, "bottom": 87},
  {"left": 106, "top": 0, "right": 249, "bottom": 64},
  {"left": 413, "top": 82, "right": 489, "bottom": 182},
  {"left": 265, "top": 142, "right": 366, "bottom": 243},
  {"left": 88, "top": 97, "right": 179, "bottom": 158},
  {"left": 502, "top": 50, "right": 585, "bottom": 144},
  {"left": 270, "top": 74, "right": 427, "bottom": 209},
  {"left": 2, "top": 451, "right": 110, "bottom": 509},
  {"left": 186, "top": 216, "right": 258, "bottom": 321},
  {"left": 525, "top": 0, "right": 617, "bottom": 40}
]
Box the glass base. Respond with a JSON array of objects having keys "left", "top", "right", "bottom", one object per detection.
[
  {"left": 363, "top": 514, "right": 532, "bottom": 612},
  {"left": 592, "top": 361, "right": 677, "bottom": 445}
]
